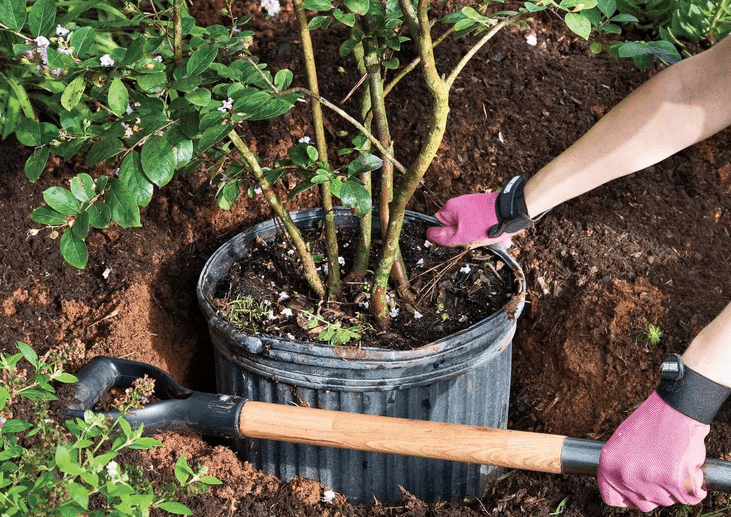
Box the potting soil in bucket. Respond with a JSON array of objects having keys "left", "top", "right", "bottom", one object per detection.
[{"left": 197, "top": 208, "right": 526, "bottom": 504}]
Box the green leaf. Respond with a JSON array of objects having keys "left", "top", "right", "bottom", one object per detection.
[
  {"left": 559, "top": 0, "right": 597, "bottom": 10},
  {"left": 333, "top": 8, "right": 356, "bottom": 27},
  {"left": 186, "top": 44, "right": 218, "bottom": 77},
  {"left": 0, "top": 0, "right": 26, "bottom": 30},
  {"left": 141, "top": 135, "right": 175, "bottom": 187},
  {"left": 119, "top": 152, "right": 153, "bottom": 207},
  {"left": 344, "top": 0, "right": 369, "bottom": 15},
  {"left": 15, "top": 117, "right": 41, "bottom": 147},
  {"left": 610, "top": 13, "right": 638, "bottom": 22},
  {"left": 302, "top": 0, "right": 334, "bottom": 10},
  {"left": 87, "top": 201, "right": 111, "bottom": 229},
  {"left": 196, "top": 122, "right": 232, "bottom": 153},
  {"left": 24, "top": 146, "right": 49, "bottom": 182},
  {"left": 68, "top": 26, "right": 95, "bottom": 57},
  {"left": 108, "top": 178, "right": 141, "bottom": 228},
  {"left": 71, "top": 211, "right": 89, "bottom": 240},
  {"left": 29, "top": 0, "right": 55, "bottom": 37},
  {"left": 55, "top": 372, "right": 78, "bottom": 383},
  {"left": 596, "top": 0, "right": 615, "bottom": 17},
  {"left": 462, "top": 6, "right": 490, "bottom": 23},
  {"left": 61, "top": 76, "right": 86, "bottom": 111},
  {"left": 184, "top": 87, "right": 212, "bottom": 107},
  {"left": 347, "top": 154, "right": 382, "bottom": 176},
  {"left": 18, "top": 343, "right": 39, "bottom": 369},
  {"left": 288, "top": 143, "right": 314, "bottom": 166},
  {"left": 107, "top": 78, "right": 129, "bottom": 117},
  {"left": 60, "top": 230, "right": 88, "bottom": 269},
  {"left": 174, "top": 455, "right": 194, "bottom": 485},
  {"left": 44, "top": 186, "right": 81, "bottom": 215},
  {"left": 564, "top": 12, "right": 591, "bottom": 39},
  {"left": 200, "top": 476, "right": 223, "bottom": 485},
  {"left": 156, "top": 502, "right": 193, "bottom": 515},
  {"left": 274, "top": 69, "right": 293, "bottom": 91},
  {"left": 85, "top": 138, "right": 123, "bottom": 166},
  {"left": 30, "top": 205, "right": 65, "bottom": 225},
  {"left": 135, "top": 72, "right": 167, "bottom": 95},
  {"left": 70, "top": 173, "right": 96, "bottom": 202},
  {"left": 308, "top": 15, "right": 331, "bottom": 29},
  {"left": 590, "top": 41, "right": 604, "bottom": 53},
  {"left": 67, "top": 482, "right": 89, "bottom": 510},
  {"left": 127, "top": 436, "right": 163, "bottom": 449},
  {"left": 601, "top": 22, "right": 621, "bottom": 34},
  {"left": 0, "top": 419, "right": 33, "bottom": 434}
]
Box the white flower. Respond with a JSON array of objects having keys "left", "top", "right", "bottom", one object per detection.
[
  {"left": 100, "top": 53, "right": 115, "bottom": 67},
  {"left": 57, "top": 47, "right": 73, "bottom": 55},
  {"left": 106, "top": 461, "right": 119, "bottom": 478},
  {"left": 121, "top": 122, "right": 133, "bottom": 138},
  {"left": 287, "top": 249, "right": 295, "bottom": 255},
  {"left": 0, "top": 416, "right": 6, "bottom": 429},
  {"left": 56, "top": 25, "right": 70, "bottom": 38},
  {"left": 51, "top": 68, "right": 63, "bottom": 77},
  {"left": 413, "top": 310, "right": 423, "bottom": 319},
  {"left": 154, "top": 55, "right": 163, "bottom": 62},
  {"left": 125, "top": 104, "right": 135, "bottom": 115},
  {"left": 423, "top": 240, "right": 433, "bottom": 248},
  {"left": 338, "top": 256, "right": 345, "bottom": 266},
  {"left": 526, "top": 34, "right": 538, "bottom": 46},
  {"left": 260, "top": 0, "right": 281, "bottom": 17},
  {"left": 278, "top": 292, "right": 290, "bottom": 302},
  {"left": 298, "top": 136, "right": 311, "bottom": 144},
  {"left": 253, "top": 186, "right": 263, "bottom": 195},
  {"left": 34, "top": 36, "right": 50, "bottom": 65},
  {"left": 281, "top": 308, "right": 293, "bottom": 317},
  {"left": 389, "top": 306, "right": 399, "bottom": 318},
  {"left": 459, "top": 265, "right": 471, "bottom": 274},
  {"left": 217, "top": 97, "right": 234, "bottom": 112},
  {"left": 322, "top": 490, "right": 336, "bottom": 503}
]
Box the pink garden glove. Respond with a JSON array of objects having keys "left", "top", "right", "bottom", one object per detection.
[
  {"left": 598, "top": 391, "right": 709, "bottom": 511},
  {"left": 427, "top": 175, "right": 533, "bottom": 248}
]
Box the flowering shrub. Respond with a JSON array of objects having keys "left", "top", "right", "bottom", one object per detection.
[
  {"left": 0, "top": 342, "right": 220, "bottom": 516},
  {"left": 1, "top": 0, "right": 675, "bottom": 327}
]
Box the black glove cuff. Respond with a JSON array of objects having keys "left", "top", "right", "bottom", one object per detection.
[
  {"left": 656, "top": 353, "right": 731, "bottom": 425},
  {"left": 487, "top": 174, "right": 533, "bottom": 238}
]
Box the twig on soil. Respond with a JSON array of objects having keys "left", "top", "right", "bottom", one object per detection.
[{"left": 89, "top": 306, "right": 120, "bottom": 327}]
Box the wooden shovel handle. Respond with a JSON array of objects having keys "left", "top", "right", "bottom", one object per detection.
[
  {"left": 239, "top": 401, "right": 565, "bottom": 473},
  {"left": 238, "top": 401, "right": 731, "bottom": 492}
]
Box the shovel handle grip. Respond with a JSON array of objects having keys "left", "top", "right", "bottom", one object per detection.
[{"left": 238, "top": 401, "right": 731, "bottom": 493}]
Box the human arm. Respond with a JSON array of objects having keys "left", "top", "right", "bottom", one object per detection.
[{"left": 524, "top": 35, "right": 731, "bottom": 217}]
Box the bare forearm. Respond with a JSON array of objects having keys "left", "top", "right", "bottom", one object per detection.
[
  {"left": 682, "top": 302, "right": 731, "bottom": 389},
  {"left": 524, "top": 36, "right": 731, "bottom": 217}
]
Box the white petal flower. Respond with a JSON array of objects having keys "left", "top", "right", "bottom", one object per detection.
[
  {"left": 338, "top": 256, "right": 345, "bottom": 266},
  {"left": 260, "top": 0, "right": 281, "bottom": 17},
  {"left": 298, "top": 136, "right": 311, "bottom": 144},
  {"left": 413, "top": 310, "right": 423, "bottom": 319},
  {"left": 423, "top": 240, "right": 433, "bottom": 248},
  {"left": 57, "top": 47, "right": 73, "bottom": 55},
  {"left": 322, "top": 490, "right": 336, "bottom": 503},
  {"left": 35, "top": 36, "right": 50, "bottom": 48},
  {"left": 56, "top": 25, "right": 70, "bottom": 38},
  {"left": 154, "top": 55, "right": 163, "bottom": 62},
  {"left": 278, "top": 292, "right": 290, "bottom": 302},
  {"left": 106, "top": 461, "right": 119, "bottom": 478},
  {"left": 100, "top": 54, "right": 115, "bottom": 67},
  {"left": 526, "top": 34, "right": 538, "bottom": 46},
  {"left": 281, "top": 308, "right": 293, "bottom": 317},
  {"left": 459, "top": 265, "right": 471, "bottom": 274},
  {"left": 389, "top": 306, "right": 399, "bottom": 318}
]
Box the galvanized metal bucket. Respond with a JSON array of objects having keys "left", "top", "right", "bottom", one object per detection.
[{"left": 196, "top": 208, "right": 526, "bottom": 503}]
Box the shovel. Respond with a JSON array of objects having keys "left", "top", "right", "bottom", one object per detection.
[{"left": 67, "top": 356, "right": 731, "bottom": 492}]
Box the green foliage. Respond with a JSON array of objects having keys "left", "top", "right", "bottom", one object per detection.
[
  {"left": 1, "top": 0, "right": 297, "bottom": 268},
  {"left": 615, "top": 0, "right": 731, "bottom": 64},
  {"left": 303, "top": 309, "right": 363, "bottom": 345},
  {"left": 638, "top": 319, "right": 663, "bottom": 346},
  {"left": 0, "top": 341, "right": 221, "bottom": 516},
  {"left": 226, "top": 295, "right": 273, "bottom": 329}
]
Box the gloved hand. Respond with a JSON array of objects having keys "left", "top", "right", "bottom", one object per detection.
[
  {"left": 427, "top": 175, "right": 534, "bottom": 248},
  {"left": 426, "top": 192, "right": 517, "bottom": 248},
  {"left": 597, "top": 391, "right": 709, "bottom": 511}
]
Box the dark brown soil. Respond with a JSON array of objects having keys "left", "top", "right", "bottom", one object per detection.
[
  {"left": 216, "top": 221, "right": 515, "bottom": 350},
  {"left": 3, "top": 2, "right": 731, "bottom": 516}
]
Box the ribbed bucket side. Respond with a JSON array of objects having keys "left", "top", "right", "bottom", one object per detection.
[
  {"left": 213, "top": 340, "right": 512, "bottom": 503},
  {"left": 199, "top": 208, "right": 525, "bottom": 504}
]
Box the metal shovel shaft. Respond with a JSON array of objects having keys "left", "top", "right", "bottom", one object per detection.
[{"left": 238, "top": 401, "right": 731, "bottom": 493}]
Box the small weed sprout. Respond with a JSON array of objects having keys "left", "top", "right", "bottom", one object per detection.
[
  {"left": 436, "top": 302, "right": 449, "bottom": 322},
  {"left": 303, "top": 310, "right": 363, "bottom": 346},
  {"left": 550, "top": 496, "right": 569, "bottom": 515},
  {"left": 226, "top": 295, "right": 273, "bottom": 329},
  {"left": 638, "top": 319, "right": 663, "bottom": 346}
]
